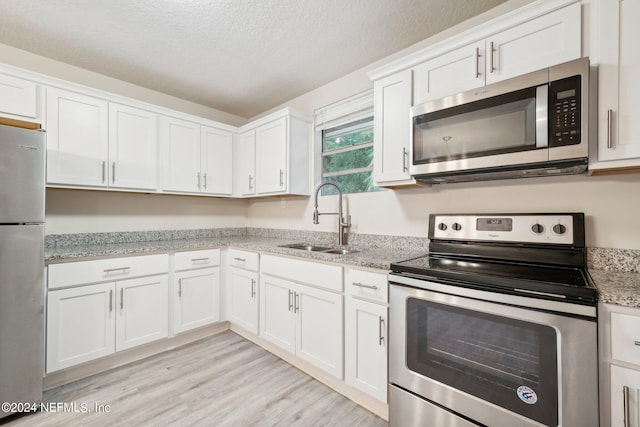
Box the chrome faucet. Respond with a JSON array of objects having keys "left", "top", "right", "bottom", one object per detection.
[{"left": 313, "top": 182, "right": 351, "bottom": 246}]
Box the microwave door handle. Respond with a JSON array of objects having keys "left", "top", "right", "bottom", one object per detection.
[{"left": 536, "top": 85, "right": 548, "bottom": 148}]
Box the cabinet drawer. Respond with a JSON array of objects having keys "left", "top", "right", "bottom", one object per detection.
[
  {"left": 48, "top": 254, "right": 168, "bottom": 289},
  {"left": 261, "top": 254, "right": 343, "bottom": 292},
  {"left": 346, "top": 269, "right": 388, "bottom": 303},
  {"left": 228, "top": 248, "right": 259, "bottom": 271},
  {"left": 174, "top": 249, "right": 220, "bottom": 271},
  {"left": 611, "top": 312, "right": 640, "bottom": 365}
]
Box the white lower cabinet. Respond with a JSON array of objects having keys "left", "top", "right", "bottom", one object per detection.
[
  {"left": 260, "top": 273, "right": 343, "bottom": 378},
  {"left": 47, "top": 274, "right": 168, "bottom": 373},
  {"left": 611, "top": 365, "right": 640, "bottom": 427},
  {"left": 229, "top": 267, "right": 259, "bottom": 334},
  {"left": 345, "top": 268, "right": 389, "bottom": 403},
  {"left": 172, "top": 249, "right": 221, "bottom": 334}
]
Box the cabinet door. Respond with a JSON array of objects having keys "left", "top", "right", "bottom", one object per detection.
[
  {"left": 373, "top": 70, "right": 415, "bottom": 185},
  {"left": 46, "top": 87, "right": 109, "bottom": 187},
  {"left": 229, "top": 268, "right": 259, "bottom": 334},
  {"left": 413, "top": 40, "right": 484, "bottom": 105},
  {"left": 237, "top": 130, "right": 256, "bottom": 196},
  {"left": 115, "top": 275, "right": 168, "bottom": 351},
  {"left": 259, "top": 274, "right": 296, "bottom": 354},
  {"left": 598, "top": 0, "right": 640, "bottom": 162},
  {"left": 295, "top": 284, "right": 343, "bottom": 378},
  {"left": 173, "top": 267, "right": 220, "bottom": 334},
  {"left": 0, "top": 73, "right": 37, "bottom": 119},
  {"left": 46, "top": 282, "right": 116, "bottom": 373},
  {"left": 108, "top": 103, "right": 157, "bottom": 190},
  {"left": 160, "top": 116, "right": 201, "bottom": 193},
  {"left": 201, "top": 126, "right": 233, "bottom": 195},
  {"left": 345, "top": 298, "right": 387, "bottom": 402},
  {"left": 610, "top": 365, "right": 640, "bottom": 427},
  {"left": 486, "top": 3, "right": 581, "bottom": 85},
  {"left": 255, "top": 117, "right": 287, "bottom": 194}
]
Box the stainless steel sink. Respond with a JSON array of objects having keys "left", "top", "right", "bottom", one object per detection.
[
  {"left": 279, "top": 243, "right": 332, "bottom": 252},
  {"left": 278, "top": 243, "right": 359, "bottom": 255}
]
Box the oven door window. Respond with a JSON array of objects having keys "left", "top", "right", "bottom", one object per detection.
[
  {"left": 413, "top": 87, "right": 539, "bottom": 164},
  {"left": 407, "top": 298, "right": 558, "bottom": 426}
]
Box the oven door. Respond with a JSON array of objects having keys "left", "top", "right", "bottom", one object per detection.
[{"left": 389, "top": 278, "right": 598, "bottom": 427}]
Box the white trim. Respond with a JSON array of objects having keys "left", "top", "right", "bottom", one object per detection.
[{"left": 314, "top": 90, "right": 374, "bottom": 131}]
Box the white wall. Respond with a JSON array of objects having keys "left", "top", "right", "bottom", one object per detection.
[{"left": 45, "top": 189, "right": 248, "bottom": 235}]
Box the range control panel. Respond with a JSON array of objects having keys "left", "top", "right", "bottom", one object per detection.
[{"left": 430, "top": 214, "right": 578, "bottom": 245}]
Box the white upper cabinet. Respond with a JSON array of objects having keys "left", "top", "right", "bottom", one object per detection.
[
  {"left": 373, "top": 69, "right": 416, "bottom": 186},
  {"left": 255, "top": 117, "right": 288, "bottom": 194},
  {"left": 46, "top": 87, "right": 109, "bottom": 187},
  {"left": 0, "top": 73, "right": 38, "bottom": 122},
  {"left": 412, "top": 3, "right": 581, "bottom": 105},
  {"left": 201, "top": 126, "right": 233, "bottom": 195},
  {"left": 108, "top": 103, "right": 157, "bottom": 190},
  {"left": 236, "top": 130, "right": 256, "bottom": 196},
  {"left": 592, "top": 0, "right": 640, "bottom": 170},
  {"left": 160, "top": 116, "right": 201, "bottom": 193},
  {"left": 485, "top": 3, "right": 581, "bottom": 85},
  {"left": 413, "top": 40, "right": 485, "bottom": 106}
]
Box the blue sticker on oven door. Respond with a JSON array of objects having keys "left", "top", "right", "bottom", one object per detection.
[{"left": 517, "top": 386, "right": 538, "bottom": 404}]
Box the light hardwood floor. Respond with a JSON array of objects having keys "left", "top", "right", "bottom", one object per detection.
[{"left": 3, "top": 331, "right": 388, "bottom": 427}]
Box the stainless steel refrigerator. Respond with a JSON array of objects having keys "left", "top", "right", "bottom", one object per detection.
[{"left": 0, "top": 123, "right": 45, "bottom": 419}]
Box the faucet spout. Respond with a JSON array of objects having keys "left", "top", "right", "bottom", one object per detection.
[{"left": 312, "top": 182, "right": 351, "bottom": 246}]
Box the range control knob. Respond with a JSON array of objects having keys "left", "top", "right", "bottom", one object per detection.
[
  {"left": 452, "top": 222, "right": 462, "bottom": 231},
  {"left": 531, "top": 223, "right": 545, "bottom": 234},
  {"left": 553, "top": 224, "right": 567, "bottom": 235},
  {"left": 437, "top": 222, "right": 447, "bottom": 231}
]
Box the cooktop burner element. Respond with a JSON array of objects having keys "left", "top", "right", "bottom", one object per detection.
[{"left": 391, "top": 213, "right": 597, "bottom": 305}]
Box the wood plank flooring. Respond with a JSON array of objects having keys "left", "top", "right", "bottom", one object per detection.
[{"left": 3, "top": 331, "right": 388, "bottom": 427}]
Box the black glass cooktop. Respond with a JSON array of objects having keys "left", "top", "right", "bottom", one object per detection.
[{"left": 391, "top": 253, "right": 598, "bottom": 305}]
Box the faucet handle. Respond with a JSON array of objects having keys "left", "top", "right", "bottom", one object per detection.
[{"left": 313, "top": 209, "right": 319, "bottom": 224}]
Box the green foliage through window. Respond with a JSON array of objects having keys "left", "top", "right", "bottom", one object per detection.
[{"left": 321, "top": 117, "right": 381, "bottom": 195}]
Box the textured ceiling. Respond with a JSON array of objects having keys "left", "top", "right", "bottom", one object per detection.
[{"left": 0, "top": 0, "right": 506, "bottom": 118}]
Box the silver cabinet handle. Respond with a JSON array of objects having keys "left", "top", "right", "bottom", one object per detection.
[
  {"left": 475, "top": 47, "right": 480, "bottom": 78},
  {"left": 203, "top": 173, "right": 207, "bottom": 190},
  {"left": 635, "top": 341, "right": 640, "bottom": 346},
  {"left": 103, "top": 267, "right": 131, "bottom": 274},
  {"left": 352, "top": 282, "right": 378, "bottom": 290},
  {"left": 101, "top": 161, "right": 106, "bottom": 183},
  {"left": 294, "top": 292, "right": 299, "bottom": 313},
  {"left": 379, "top": 316, "right": 385, "bottom": 346},
  {"left": 607, "top": 109, "right": 614, "bottom": 149},
  {"left": 489, "top": 41, "right": 496, "bottom": 73},
  {"left": 288, "top": 290, "right": 293, "bottom": 312},
  {"left": 197, "top": 172, "right": 201, "bottom": 190},
  {"left": 234, "top": 257, "right": 246, "bottom": 262},
  {"left": 112, "top": 162, "right": 116, "bottom": 183},
  {"left": 248, "top": 175, "right": 253, "bottom": 190},
  {"left": 120, "top": 288, "right": 124, "bottom": 310},
  {"left": 191, "top": 257, "right": 210, "bottom": 263},
  {"left": 279, "top": 169, "right": 284, "bottom": 187},
  {"left": 251, "top": 279, "right": 256, "bottom": 298},
  {"left": 178, "top": 278, "right": 182, "bottom": 297},
  {"left": 623, "top": 385, "right": 630, "bottom": 427},
  {"left": 402, "top": 148, "right": 408, "bottom": 173},
  {"left": 109, "top": 289, "right": 113, "bottom": 312}
]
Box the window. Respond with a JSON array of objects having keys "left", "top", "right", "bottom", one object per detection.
[{"left": 315, "top": 90, "right": 381, "bottom": 195}]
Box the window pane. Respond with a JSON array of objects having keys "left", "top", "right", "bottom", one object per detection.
[
  {"left": 323, "top": 118, "right": 373, "bottom": 152},
  {"left": 322, "top": 171, "right": 382, "bottom": 195},
  {"left": 323, "top": 146, "right": 373, "bottom": 174}
]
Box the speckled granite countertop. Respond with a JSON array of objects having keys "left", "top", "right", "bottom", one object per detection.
[
  {"left": 45, "top": 229, "right": 428, "bottom": 271},
  {"left": 589, "top": 270, "right": 640, "bottom": 308}
]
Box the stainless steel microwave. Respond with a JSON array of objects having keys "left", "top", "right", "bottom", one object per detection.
[{"left": 410, "top": 58, "right": 589, "bottom": 184}]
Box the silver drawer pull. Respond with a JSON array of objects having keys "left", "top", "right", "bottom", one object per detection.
[
  {"left": 191, "top": 257, "right": 210, "bottom": 262},
  {"left": 234, "top": 257, "right": 246, "bottom": 262},
  {"left": 104, "top": 267, "right": 131, "bottom": 274},
  {"left": 352, "top": 282, "right": 378, "bottom": 290},
  {"left": 634, "top": 341, "right": 640, "bottom": 346}
]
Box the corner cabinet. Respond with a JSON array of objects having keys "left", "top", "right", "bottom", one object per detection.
[
  {"left": 599, "top": 303, "right": 640, "bottom": 426},
  {"left": 372, "top": 70, "right": 416, "bottom": 187},
  {"left": 235, "top": 130, "right": 256, "bottom": 196},
  {"left": 239, "top": 109, "right": 311, "bottom": 197},
  {"left": 228, "top": 249, "right": 260, "bottom": 334},
  {"left": 0, "top": 73, "right": 40, "bottom": 123},
  {"left": 591, "top": 0, "right": 640, "bottom": 174}
]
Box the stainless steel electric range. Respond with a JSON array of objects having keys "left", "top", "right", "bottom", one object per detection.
[{"left": 388, "top": 213, "right": 598, "bottom": 427}]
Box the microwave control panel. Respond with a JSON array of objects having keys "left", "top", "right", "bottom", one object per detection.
[{"left": 549, "top": 75, "right": 581, "bottom": 147}]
